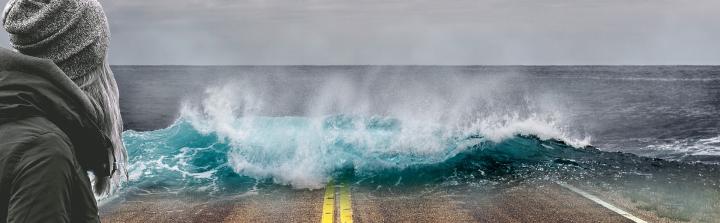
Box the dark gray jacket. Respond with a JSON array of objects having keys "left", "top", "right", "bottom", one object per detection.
[{"left": 0, "top": 47, "right": 113, "bottom": 222}]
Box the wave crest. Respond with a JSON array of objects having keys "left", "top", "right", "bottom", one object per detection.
[
  {"left": 121, "top": 77, "right": 592, "bottom": 192},
  {"left": 122, "top": 115, "right": 589, "bottom": 192}
]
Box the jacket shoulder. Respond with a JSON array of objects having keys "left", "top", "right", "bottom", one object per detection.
[
  {"left": 0, "top": 117, "right": 72, "bottom": 150},
  {"left": 0, "top": 47, "right": 64, "bottom": 76},
  {"left": 0, "top": 117, "right": 75, "bottom": 168}
]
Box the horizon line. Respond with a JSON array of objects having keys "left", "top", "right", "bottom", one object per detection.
[{"left": 107, "top": 64, "right": 720, "bottom": 67}]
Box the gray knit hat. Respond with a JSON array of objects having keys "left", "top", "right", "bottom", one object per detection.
[{"left": 2, "top": 0, "right": 109, "bottom": 79}]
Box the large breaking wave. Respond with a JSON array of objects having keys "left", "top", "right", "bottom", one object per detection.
[
  {"left": 122, "top": 115, "right": 589, "bottom": 192},
  {"left": 119, "top": 74, "right": 596, "bottom": 194}
]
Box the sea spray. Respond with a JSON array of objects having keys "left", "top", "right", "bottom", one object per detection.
[
  {"left": 119, "top": 74, "right": 593, "bottom": 193},
  {"left": 122, "top": 116, "right": 592, "bottom": 193}
]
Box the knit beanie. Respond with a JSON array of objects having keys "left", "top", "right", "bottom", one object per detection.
[{"left": 2, "top": 0, "right": 109, "bottom": 79}]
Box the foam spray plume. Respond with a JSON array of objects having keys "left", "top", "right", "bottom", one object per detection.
[{"left": 120, "top": 71, "right": 592, "bottom": 195}]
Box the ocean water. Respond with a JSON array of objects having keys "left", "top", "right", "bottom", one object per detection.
[{"left": 112, "top": 66, "right": 720, "bottom": 196}]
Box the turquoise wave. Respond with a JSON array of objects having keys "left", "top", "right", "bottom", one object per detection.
[{"left": 120, "top": 115, "right": 593, "bottom": 195}]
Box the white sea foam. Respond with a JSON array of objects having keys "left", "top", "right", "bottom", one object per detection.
[
  {"left": 173, "top": 73, "right": 590, "bottom": 188},
  {"left": 643, "top": 135, "right": 720, "bottom": 158}
]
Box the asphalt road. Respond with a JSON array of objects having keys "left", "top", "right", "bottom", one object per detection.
[{"left": 99, "top": 182, "right": 657, "bottom": 223}]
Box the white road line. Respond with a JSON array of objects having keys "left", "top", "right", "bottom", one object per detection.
[{"left": 557, "top": 182, "right": 648, "bottom": 223}]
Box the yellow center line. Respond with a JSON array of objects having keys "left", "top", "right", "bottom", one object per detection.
[
  {"left": 339, "top": 181, "right": 353, "bottom": 223},
  {"left": 321, "top": 180, "right": 336, "bottom": 223}
]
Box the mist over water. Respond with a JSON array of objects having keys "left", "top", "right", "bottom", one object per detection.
[
  {"left": 121, "top": 71, "right": 583, "bottom": 190},
  {"left": 182, "top": 71, "right": 588, "bottom": 144},
  {"left": 180, "top": 73, "right": 586, "bottom": 187}
]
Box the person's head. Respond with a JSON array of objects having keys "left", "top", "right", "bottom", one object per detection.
[{"left": 2, "top": 0, "right": 126, "bottom": 194}]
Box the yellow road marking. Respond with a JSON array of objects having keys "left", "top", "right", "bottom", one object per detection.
[
  {"left": 321, "top": 180, "right": 336, "bottom": 223},
  {"left": 339, "top": 181, "right": 353, "bottom": 223}
]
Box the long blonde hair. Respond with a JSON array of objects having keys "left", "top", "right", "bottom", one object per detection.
[{"left": 73, "top": 60, "right": 127, "bottom": 195}]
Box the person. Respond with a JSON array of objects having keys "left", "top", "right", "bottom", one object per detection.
[{"left": 0, "top": 0, "right": 127, "bottom": 222}]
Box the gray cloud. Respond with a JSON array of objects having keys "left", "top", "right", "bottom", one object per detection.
[{"left": 1, "top": 0, "right": 719, "bottom": 65}]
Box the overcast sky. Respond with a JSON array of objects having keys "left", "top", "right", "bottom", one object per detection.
[{"left": 1, "top": 0, "right": 719, "bottom": 65}]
